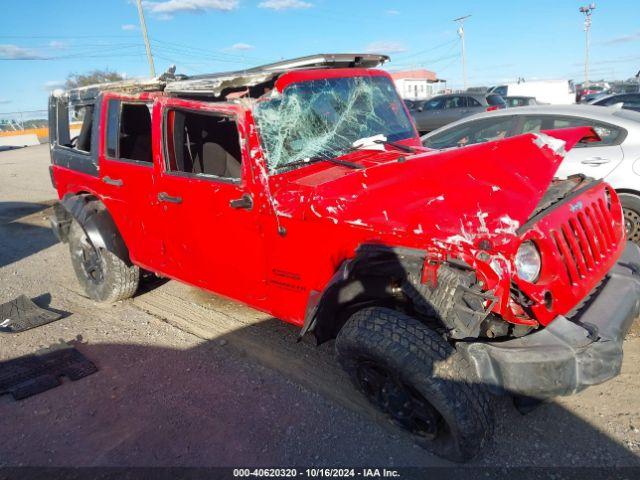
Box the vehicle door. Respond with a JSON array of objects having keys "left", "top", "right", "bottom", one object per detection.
[
  {"left": 97, "top": 95, "right": 164, "bottom": 270},
  {"left": 413, "top": 97, "right": 445, "bottom": 133},
  {"left": 466, "top": 96, "right": 487, "bottom": 115},
  {"left": 440, "top": 95, "right": 469, "bottom": 126},
  {"left": 517, "top": 115, "right": 626, "bottom": 179},
  {"left": 154, "top": 98, "right": 266, "bottom": 303}
]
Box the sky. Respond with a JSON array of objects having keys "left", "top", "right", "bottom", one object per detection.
[{"left": 1, "top": 0, "right": 639, "bottom": 113}]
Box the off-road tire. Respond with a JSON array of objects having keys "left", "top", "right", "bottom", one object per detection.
[
  {"left": 618, "top": 193, "right": 640, "bottom": 245},
  {"left": 68, "top": 220, "right": 139, "bottom": 302},
  {"left": 335, "top": 307, "right": 494, "bottom": 462}
]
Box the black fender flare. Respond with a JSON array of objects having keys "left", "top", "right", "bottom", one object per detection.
[
  {"left": 300, "top": 244, "right": 427, "bottom": 344},
  {"left": 52, "top": 194, "right": 132, "bottom": 266}
]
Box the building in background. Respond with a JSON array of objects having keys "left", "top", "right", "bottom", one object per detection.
[{"left": 390, "top": 70, "right": 447, "bottom": 100}]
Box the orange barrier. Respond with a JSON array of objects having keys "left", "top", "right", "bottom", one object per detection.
[{"left": 0, "top": 127, "right": 49, "bottom": 140}]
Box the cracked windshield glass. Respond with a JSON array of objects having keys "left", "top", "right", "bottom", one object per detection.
[{"left": 254, "top": 75, "right": 415, "bottom": 171}]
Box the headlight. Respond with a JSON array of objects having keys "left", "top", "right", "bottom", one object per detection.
[{"left": 515, "top": 241, "right": 541, "bottom": 283}]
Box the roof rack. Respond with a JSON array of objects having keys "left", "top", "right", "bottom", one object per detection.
[{"left": 57, "top": 53, "right": 390, "bottom": 103}]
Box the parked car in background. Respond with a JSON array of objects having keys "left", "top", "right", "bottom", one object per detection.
[
  {"left": 580, "top": 92, "right": 608, "bottom": 104},
  {"left": 403, "top": 99, "right": 416, "bottom": 111},
  {"left": 577, "top": 83, "right": 609, "bottom": 102},
  {"left": 590, "top": 93, "right": 640, "bottom": 112},
  {"left": 489, "top": 79, "right": 575, "bottom": 105},
  {"left": 422, "top": 105, "right": 640, "bottom": 242},
  {"left": 409, "top": 93, "right": 506, "bottom": 133},
  {"left": 505, "top": 96, "right": 540, "bottom": 107}
]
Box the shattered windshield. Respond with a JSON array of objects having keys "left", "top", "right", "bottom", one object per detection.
[{"left": 253, "top": 75, "right": 415, "bottom": 171}]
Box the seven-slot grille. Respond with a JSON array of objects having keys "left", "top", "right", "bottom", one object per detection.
[{"left": 551, "top": 196, "right": 617, "bottom": 285}]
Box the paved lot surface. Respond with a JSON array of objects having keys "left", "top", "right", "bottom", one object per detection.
[{"left": 0, "top": 144, "right": 639, "bottom": 467}]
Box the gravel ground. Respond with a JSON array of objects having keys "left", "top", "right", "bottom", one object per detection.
[{"left": 0, "top": 145, "right": 638, "bottom": 468}]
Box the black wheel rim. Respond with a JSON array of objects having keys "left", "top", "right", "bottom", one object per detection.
[
  {"left": 355, "top": 359, "right": 442, "bottom": 440},
  {"left": 624, "top": 208, "right": 640, "bottom": 244},
  {"left": 75, "top": 235, "right": 104, "bottom": 284}
]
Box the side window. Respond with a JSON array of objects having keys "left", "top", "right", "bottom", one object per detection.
[
  {"left": 119, "top": 103, "right": 152, "bottom": 163},
  {"left": 521, "top": 115, "right": 553, "bottom": 134},
  {"left": 105, "top": 100, "right": 120, "bottom": 158},
  {"left": 424, "top": 98, "right": 444, "bottom": 110},
  {"left": 492, "top": 86, "right": 508, "bottom": 97},
  {"left": 521, "top": 115, "right": 625, "bottom": 147},
  {"left": 467, "top": 97, "right": 482, "bottom": 108},
  {"left": 590, "top": 122, "right": 625, "bottom": 146},
  {"left": 166, "top": 109, "right": 242, "bottom": 180},
  {"left": 551, "top": 117, "right": 590, "bottom": 129},
  {"left": 443, "top": 96, "right": 465, "bottom": 109},
  {"left": 104, "top": 101, "right": 152, "bottom": 163},
  {"left": 424, "top": 117, "right": 515, "bottom": 149},
  {"left": 64, "top": 104, "right": 93, "bottom": 153}
]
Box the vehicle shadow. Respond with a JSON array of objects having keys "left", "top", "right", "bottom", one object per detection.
[
  {"left": 0, "top": 321, "right": 637, "bottom": 470},
  {"left": 1, "top": 242, "right": 638, "bottom": 469},
  {"left": 0, "top": 201, "right": 57, "bottom": 268}
]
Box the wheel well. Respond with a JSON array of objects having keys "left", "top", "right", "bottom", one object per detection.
[
  {"left": 307, "top": 245, "right": 431, "bottom": 344},
  {"left": 54, "top": 193, "right": 132, "bottom": 265},
  {"left": 615, "top": 188, "right": 640, "bottom": 198}
]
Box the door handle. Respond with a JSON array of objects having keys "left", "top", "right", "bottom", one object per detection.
[
  {"left": 158, "top": 192, "right": 182, "bottom": 204},
  {"left": 229, "top": 193, "right": 253, "bottom": 210},
  {"left": 102, "top": 176, "right": 123, "bottom": 187},
  {"left": 581, "top": 157, "right": 610, "bottom": 166}
]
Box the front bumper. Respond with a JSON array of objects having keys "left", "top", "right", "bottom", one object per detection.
[{"left": 459, "top": 241, "right": 640, "bottom": 398}]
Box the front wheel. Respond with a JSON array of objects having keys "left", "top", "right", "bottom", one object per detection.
[
  {"left": 335, "top": 307, "right": 494, "bottom": 462},
  {"left": 68, "top": 220, "right": 139, "bottom": 302}
]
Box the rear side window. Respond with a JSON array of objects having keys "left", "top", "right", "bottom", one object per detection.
[
  {"left": 424, "top": 98, "right": 444, "bottom": 110},
  {"left": 467, "top": 97, "right": 482, "bottom": 107},
  {"left": 106, "top": 100, "right": 120, "bottom": 158},
  {"left": 486, "top": 94, "right": 506, "bottom": 107},
  {"left": 520, "top": 115, "right": 626, "bottom": 147},
  {"left": 105, "top": 101, "right": 153, "bottom": 163},
  {"left": 491, "top": 86, "right": 508, "bottom": 97},
  {"left": 443, "top": 96, "right": 465, "bottom": 109}
]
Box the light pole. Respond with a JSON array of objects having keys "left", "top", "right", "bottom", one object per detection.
[
  {"left": 579, "top": 4, "right": 596, "bottom": 90},
  {"left": 135, "top": 0, "right": 156, "bottom": 78},
  {"left": 453, "top": 15, "right": 471, "bottom": 91}
]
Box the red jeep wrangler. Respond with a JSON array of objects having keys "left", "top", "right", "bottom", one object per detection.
[{"left": 48, "top": 54, "right": 640, "bottom": 461}]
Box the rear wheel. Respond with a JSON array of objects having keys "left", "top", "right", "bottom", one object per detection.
[
  {"left": 68, "top": 220, "right": 139, "bottom": 302},
  {"left": 619, "top": 193, "right": 640, "bottom": 244},
  {"left": 335, "top": 307, "right": 494, "bottom": 462}
]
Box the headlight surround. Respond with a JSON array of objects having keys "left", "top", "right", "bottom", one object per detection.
[{"left": 515, "top": 241, "right": 541, "bottom": 283}]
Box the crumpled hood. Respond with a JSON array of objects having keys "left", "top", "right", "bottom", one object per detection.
[{"left": 274, "top": 128, "right": 596, "bottom": 248}]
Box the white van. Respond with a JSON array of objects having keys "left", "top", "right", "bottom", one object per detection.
[{"left": 489, "top": 80, "right": 575, "bottom": 105}]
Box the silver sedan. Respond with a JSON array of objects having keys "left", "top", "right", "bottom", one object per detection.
[{"left": 421, "top": 105, "right": 640, "bottom": 243}]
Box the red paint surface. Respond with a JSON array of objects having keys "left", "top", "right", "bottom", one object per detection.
[{"left": 52, "top": 69, "right": 626, "bottom": 332}]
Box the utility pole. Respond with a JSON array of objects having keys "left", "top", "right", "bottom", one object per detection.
[
  {"left": 453, "top": 15, "right": 471, "bottom": 91},
  {"left": 579, "top": 4, "right": 596, "bottom": 90},
  {"left": 135, "top": 0, "right": 156, "bottom": 78}
]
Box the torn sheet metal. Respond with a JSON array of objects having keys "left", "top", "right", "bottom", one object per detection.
[
  {"left": 164, "top": 53, "right": 390, "bottom": 98},
  {"left": 271, "top": 130, "right": 575, "bottom": 243}
]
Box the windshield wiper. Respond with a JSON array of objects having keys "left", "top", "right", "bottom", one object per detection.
[
  {"left": 279, "top": 155, "right": 363, "bottom": 171},
  {"left": 351, "top": 134, "right": 417, "bottom": 154},
  {"left": 372, "top": 139, "right": 417, "bottom": 153}
]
